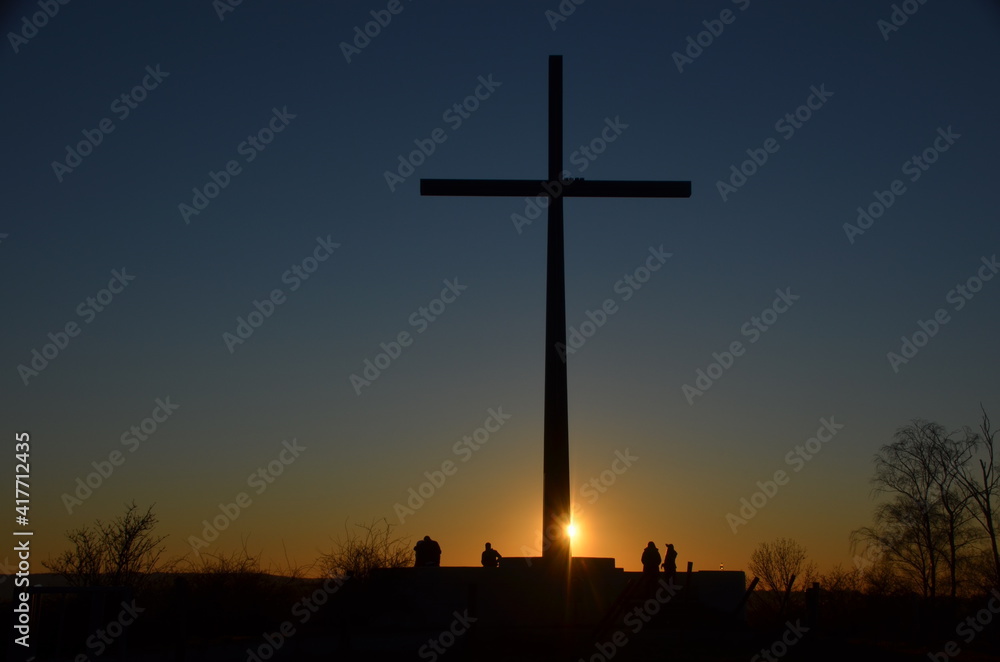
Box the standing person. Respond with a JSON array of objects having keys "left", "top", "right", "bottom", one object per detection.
[
  {"left": 425, "top": 536, "right": 442, "bottom": 566},
  {"left": 413, "top": 537, "right": 427, "bottom": 567},
  {"left": 662, "top": 543, "right": 678, "bottom": 583},
  {"left": 641, "top": 541, "right": 661, "bottom": 578},
  {"left": 481, "top": 542, "right": 502, "bottom": 568}
]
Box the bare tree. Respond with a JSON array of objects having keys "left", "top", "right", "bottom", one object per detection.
[
  {"left": 855, "top": 419, "right": 985, "bottom": 599},
  {"left": 317, "top": 518, "right": 413, "bottom": 581},
  {"left": 44, "top": 501, "right": 167, "bottom": 590},
  {"left": 956, "top": 406, "right": 1000, "bottom": 588},
  {"left": 929, "top": 429, "right": 979, "bottom": 598},
  {"left": 184, "top": 536, "right": 266, "bottom": 577},
  {"left": 852, "top": 498, "right": 946, "bottom": 598},
  {"left": 53, "top": 525, "right": 105, "bottom": 586},
  {"left": 861, "top": 554, "right": 906, "bottom": 596},
  {"left": 870, "top": 420, "right": 944, "bottom": 598},
  {"left": 818, "top": 564, "right": 862, "bottom": 594},
  {"left": 748, "top": 537, "right": 808, "bottom": 613}
]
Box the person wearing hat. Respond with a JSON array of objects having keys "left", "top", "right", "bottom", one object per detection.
[{"left": 662, "top": 543, "right": 678, "bottom": 583}]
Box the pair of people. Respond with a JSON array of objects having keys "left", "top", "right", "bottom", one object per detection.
[
  {"left": 641, "top": 542, "right": 677, "bottom": 580},
  {"left": 413, "top": 538, "right": 504, "bottom": 567},
  {"left": 413, "top": 535, "right": 442, "bottom": 566}
]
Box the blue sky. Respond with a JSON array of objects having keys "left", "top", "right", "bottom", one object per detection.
[{"left": 2, "top": 0, "right": 999, "bottom": 572}]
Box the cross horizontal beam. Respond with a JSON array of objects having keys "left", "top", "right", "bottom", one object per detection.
[{"left": 420, "top": 178, "right": 691, "bottom": 198}]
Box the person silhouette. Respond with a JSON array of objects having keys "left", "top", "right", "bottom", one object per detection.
[
  {"left": 662, "top": 543, "right": 678, "bottom": 583},
  {"left": 481, "top": 542, "right": 502, "bottom": 568},
  {"left": 413, "top": 537, "right": 427, "bottom": 567},
  {"left": 641, "top": 541, "right": 661, "bottom": 578},
  {"left": 424, "top": 535, "right": 442, "bottom": 566}
]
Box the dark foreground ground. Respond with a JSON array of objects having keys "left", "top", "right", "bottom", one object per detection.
[
  {"left": 17, "top": 630, "right": 1000, "bottom": 662},
  {"left": 13, "top": 613, "right": 1000, "bottom": 661},
  {"left": 9, "top": 571, "right": 1000, "bottom": 661}
]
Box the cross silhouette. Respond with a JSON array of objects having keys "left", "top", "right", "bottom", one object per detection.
[{"left": 421, "top": 55, "right": 691, "bottom": 577}]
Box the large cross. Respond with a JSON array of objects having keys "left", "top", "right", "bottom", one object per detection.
[{"left": 421, "top": 55, "right": 690, "bottom": 577}]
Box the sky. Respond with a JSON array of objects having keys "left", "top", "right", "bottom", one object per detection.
[{"left": 2, "top": 0, "right": 999, "bottom": 576}]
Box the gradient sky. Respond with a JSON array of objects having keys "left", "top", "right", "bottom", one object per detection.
[{"left": 3, "top": 1, "right": 999, "bottom": 576}]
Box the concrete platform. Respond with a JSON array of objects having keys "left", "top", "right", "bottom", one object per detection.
[{"left": 362, "top": 558, "right": 746, "bottom": 631}]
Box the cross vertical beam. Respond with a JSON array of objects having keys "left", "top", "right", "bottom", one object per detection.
[
  {"left": 542, "top": 56, "right": 571, "bottom": 576},
  {"left": 419, "top": 56, "right": 691, "bottom": 601}
]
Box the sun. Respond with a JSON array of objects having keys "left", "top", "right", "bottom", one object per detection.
[{"left": 566, "top": 523, "right": 577, "bottom": 539}]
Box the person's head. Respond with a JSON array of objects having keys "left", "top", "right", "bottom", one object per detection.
[
  {"left": 647, "top": 541, "right": 655, "bottom": 548},
  {"left": 666, "top": 543, "right": 674, "bottom": 549},
  {"left": 424, "top": 535, "right": 431, "bottom": 542},
  {"left": 485, "top": 542, "right": 492, "bottom": 549}
]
